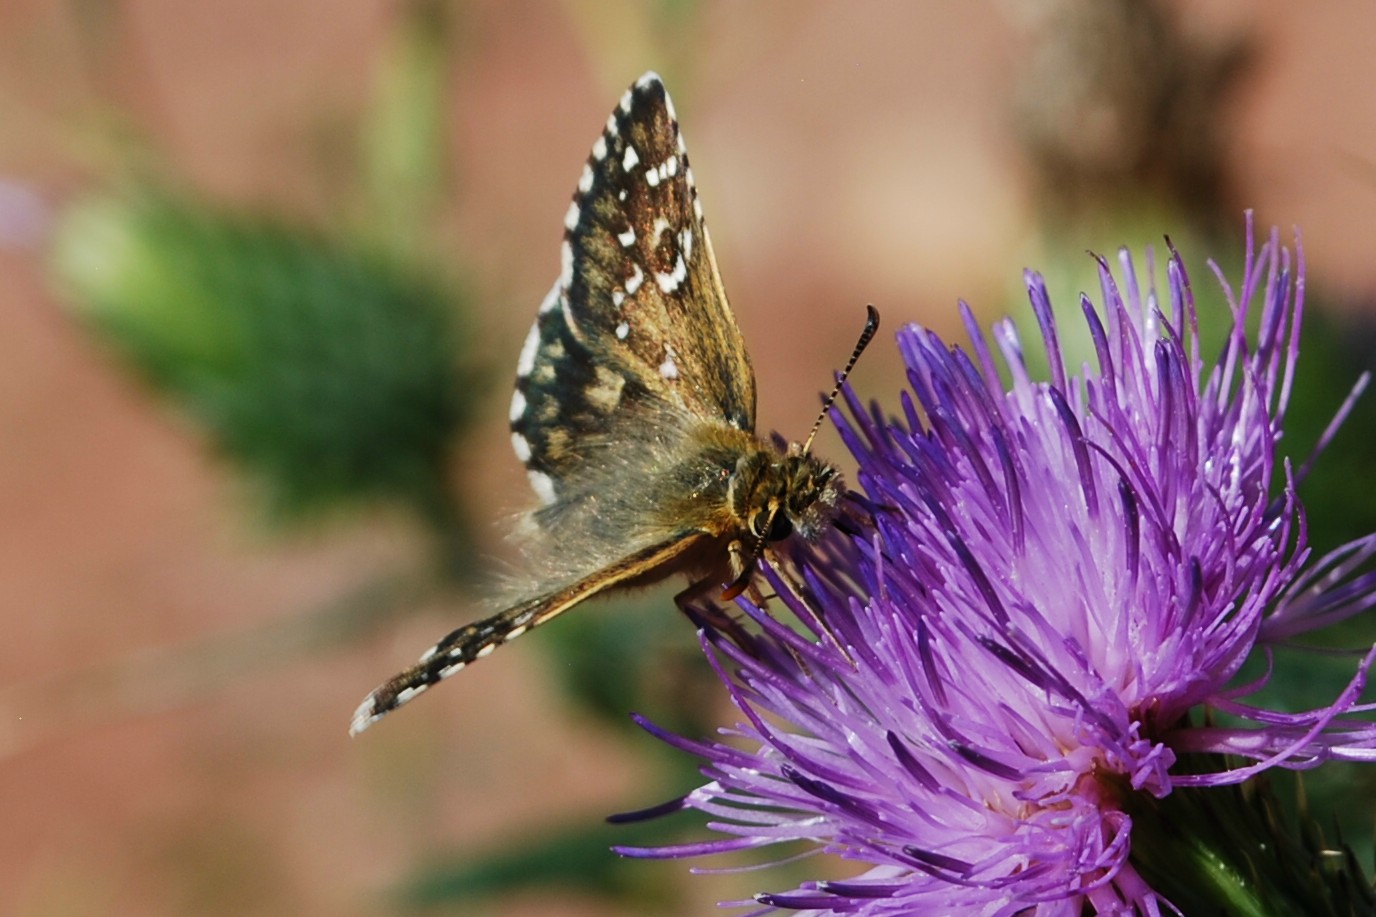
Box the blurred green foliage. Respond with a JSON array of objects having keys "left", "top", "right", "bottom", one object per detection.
[
  {"left": 50, "top": 191, "right": 478, "bottom": 531},
  {"left": 398, "top": 819, "right": 682, "bottom": 914},
  {"left": 1128, "top": 758, "right": 1376, "bottom": 917}
]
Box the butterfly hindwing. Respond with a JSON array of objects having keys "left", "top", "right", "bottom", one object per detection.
[
  {"left": 348, "top": 528, "right": 712, "bottom": 735},
  {"left": 510, "top": 73, "right": 756, "bottom": 504}
]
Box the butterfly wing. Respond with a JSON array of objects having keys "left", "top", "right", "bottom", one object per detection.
[
  {"left": 510, "top": 72, "right": 756, "bottom": 507},
  {"left": 349, "top": 529, "right": 711, "bottom": 734}
]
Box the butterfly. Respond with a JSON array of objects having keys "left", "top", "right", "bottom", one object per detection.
[{"left": 350, "top": 72, "right": 877, "bottom": 735}]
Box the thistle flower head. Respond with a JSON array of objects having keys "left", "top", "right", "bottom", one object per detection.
[{"left": 618, "top": 219, "right": 1376, "bottom": 914}]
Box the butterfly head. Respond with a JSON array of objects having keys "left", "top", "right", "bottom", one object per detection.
[
  {"left": 731, "top": 444, "right": 843, "bottom": 545},
  {"left": 729, "top": 302, "right": 878, "bottom": 549}
]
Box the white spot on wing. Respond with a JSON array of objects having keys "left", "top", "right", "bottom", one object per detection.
[
  {"left": 559, "top": 239, "right": 573, "bottom": 289},
  {"left": 560, "top": 291, "right": 576, "bottom": 330},
  {"left": 509, "top": 389, "right": 527, "bottom": 423},
  {"left": 679, "top": 227, "right": 694, "bottom": 261},
  {"left": 592, "top": 135, "right": 608, "bottom": 161},
  {"left": 516, "top": 321, "right": 541, "bottom": 377},
  {"left": 659, "top": 349, "right": 679, "bottom": 380},
  {"left": 645, "top": 158, "right": 675, "bottom": 187},
  {"left": 618, "top": 189, "right": 627, "bottom": 202},
  {"left": 538, "top": 282, "right": 561, "bottom": 314},
  {"left": 511, "top": 432, "right": 532, "bottom": 463},
  {"left": 438, "top": 661, "right": 465, "bottom": 679},
  {"left": 635, "top": 72, "right": 661, "bottom": 90},
  {"left": 622, "top": 145, "right": 640, "bottom": 172},
  {"left": 656, "top": 254, "right": 687, "bottom": 293},
  {"left": 617, "top": 227, "right": 636, "bottom": 247},
  {"left": 529, "top": 470, "right": 557, "bottom": 505},
  {"left": 349, "top": 707, "right": 379, "bottom": 736},
  {"left": 612, "top": 290, "right": 625, "bottom": 308},
  {"left": 625, "top": 262, "right": 644, "bottom": 295},
  {"left": 578, "top": 163, "right": 594, "bottom": 193},
  {"left": 686, "top": 167, "right": 703, "bottom": 219},
  {"left": 651, "top": 216, "right": 671, "bottom": 247},
  {"left": 619, "top": 89, "right": 633, "bottom": 112},
  {"left": 563, "top": 200, "right": 580, "bottom": 231},
  {"left": 615, "top": 322, "right": 629, "bottom": 340},
  {"left": 506, "top": 624, "right": 528, "bottom": 641}
]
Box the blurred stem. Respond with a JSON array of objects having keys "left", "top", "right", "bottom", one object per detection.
[{"left": 359, "top": 0, "right": 453, "bottom": 260}]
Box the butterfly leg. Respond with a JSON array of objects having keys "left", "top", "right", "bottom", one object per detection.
[
  {"left": 673, "top": 573, "right": 757, "bottom": 654},
  {"left": 836, "top": 491, "right": 888, "bottom": 535},
  {"left": 720, "top": 537, "right": 758, "bottom": 600}
]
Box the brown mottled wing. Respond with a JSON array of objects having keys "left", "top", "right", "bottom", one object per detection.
[
  {"left": 349, "top": 529, "right": 711, "bottom": 734},
  {"left": 509, "top": 72, "right": 756, "bottom": 506}
]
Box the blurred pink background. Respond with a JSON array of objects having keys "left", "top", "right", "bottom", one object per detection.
[{"left": 3, "top": 2, "right": 1376, "bottom": 914}]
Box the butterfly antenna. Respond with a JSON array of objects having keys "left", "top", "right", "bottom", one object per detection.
[
  {"left": 801, "top": 304, "right": 880, "bottom": 454},
  {"left": 719, "top": 306, "right": 881, "bottom": 604},
  {"left": 720, "top": 306, "right": 880, "bottom": 602}
]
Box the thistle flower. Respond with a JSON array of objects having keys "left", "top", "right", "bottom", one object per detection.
[{"left": 617, "top": 219, "right": 1376, "bottom": 914}]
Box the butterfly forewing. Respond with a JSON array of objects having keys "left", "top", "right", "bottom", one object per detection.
[{"left": 510, "top": 73, "right": 756, "bottom": 507}]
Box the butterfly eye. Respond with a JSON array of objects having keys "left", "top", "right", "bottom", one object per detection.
[
  {"left": 749, "top": 511, "right": 769, "bottom": 538},
  {"left": 752, "top": 510, "right": 792, "bottom": 542},
  {"left": 768, "top": 514, "right": 793, "bottom": 541}
]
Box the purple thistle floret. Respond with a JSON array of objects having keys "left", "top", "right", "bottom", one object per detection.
[{"left": 617, "top": 219, "right": 1376, "bottom": 914}]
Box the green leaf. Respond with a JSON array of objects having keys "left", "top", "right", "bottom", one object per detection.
[{"left": 51, "top": 190, "right": 480, "bottom": 531}]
